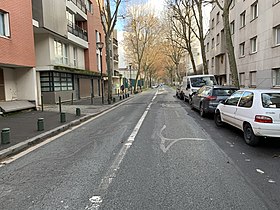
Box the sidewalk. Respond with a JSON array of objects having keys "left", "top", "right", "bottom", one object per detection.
[{"left": 0, "top": 94, "right": 132, "bottom": 160}]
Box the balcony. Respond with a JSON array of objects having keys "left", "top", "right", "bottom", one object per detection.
[
  {"left": 67, "top": 21, "right": 88, "bottom": 42},
  {"left": 113, "top": 38, "right": 118, "bottom": 46},
  {"left": 113, "top": 54, "right": 119, "bottom": 62},
  {"left": 69, "top": 0, "right": 86, "bottom": 14}
]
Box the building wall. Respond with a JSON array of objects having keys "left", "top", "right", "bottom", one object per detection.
[
  {"left": 85, "top": 0, "right": 105, "bottom": 72},
  {"left": 34, "top": 34, "right": 51, "bottom": 66},
  {"left": 206, "top": 0, "right": 280, "bottom": 88},
  {"left": 0, "top": 0, "right": 35, "bottom": 67}
]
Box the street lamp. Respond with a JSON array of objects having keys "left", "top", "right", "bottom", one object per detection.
[
  {"left": 97, "top": 41, "right": 104, "bottom": 104},
  {"left": 129, "top": 63, "right": 132, "bottom": 94}
]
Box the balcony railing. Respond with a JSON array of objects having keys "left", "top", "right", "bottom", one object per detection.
[
  {"left": 69, "top": 0, "right": 86, "bottom": 13},
  {"left": 67, "top": 22, "right": 88, "bottom": 42}
]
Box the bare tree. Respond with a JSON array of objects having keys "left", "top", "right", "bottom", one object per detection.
[
  {"left": 97, "top": 0, "right": 123, "bottom": 104},
  {"left": 167, "top": 0, "right": 198, "bottom": 75},
  {"left": 212, "top": 0, "right": 239, "bottom": 88},
  {"left": 191, "top": 0, "right": 208, "bottom": 74},
  {"left": 124, "top": 5, "right": 161, "bottom": 92}
]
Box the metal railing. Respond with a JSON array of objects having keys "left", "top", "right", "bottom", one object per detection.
[
  {"left": 67, "top": 21, "right": 88, "bottom": 41},
  {"left": 69, "top": 0, "right": 87, "bottom": 13}
]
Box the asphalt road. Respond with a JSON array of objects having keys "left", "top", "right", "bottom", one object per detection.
[{"left": 0, "top": 86, "right": 279, "bottom": 210}]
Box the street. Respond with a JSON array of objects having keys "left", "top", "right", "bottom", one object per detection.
[{"left": 0, "top": 87, "right": 279, "bottom": 210}]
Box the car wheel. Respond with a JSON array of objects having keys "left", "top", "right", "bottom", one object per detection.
[
  {"left": 199, "top": 104, "right": 206, "bottom": 117},
  {"left": 214, "top": 111, "right": 223, "bottom": 127},
  {"left": 243, "top": 123, "right": 260, "bottom": 146},
  {"left": 190, "top": 99, "right": 194, "bottom": 109}
]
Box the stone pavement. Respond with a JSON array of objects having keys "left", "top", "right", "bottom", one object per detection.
[{"left": 0, "top": 94, "right": 133, "bottom": 160}]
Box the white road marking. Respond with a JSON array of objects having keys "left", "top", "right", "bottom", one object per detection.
[
  {"left": 175, "top": 110, "right": 180, "bottom": 118},
  {"left": 158, "top": 125, "right": 208, "bottom": 153},
  {"left": 256, "top": 169, "right": 265, "bottom": 174},
  {"left": 268, "top": 179, "right": 276, "bottom": 183},
  {"left": 85, "top": 91, "right": 158, "bottom": 210},
  {"left": 0, "top": 98, "right": 133, "bottom": 166}
]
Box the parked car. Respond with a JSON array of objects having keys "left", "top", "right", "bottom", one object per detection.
[
  {"left": 180, "top": 75, "right": 217, "bottom": 102},
  {"left": 214, "top": 89, "right": 280, "bottom": 146},
  {"left": 190, "top": 85, "right": 239, "bottom": 117}
]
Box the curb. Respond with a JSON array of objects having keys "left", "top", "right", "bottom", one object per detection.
[{"left": 0, "top": 96, "right": 133, "bottom": 161}]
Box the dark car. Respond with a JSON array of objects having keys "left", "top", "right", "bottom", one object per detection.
[{"left": 190, "top": 85, "right": 239, "bottom": 117}]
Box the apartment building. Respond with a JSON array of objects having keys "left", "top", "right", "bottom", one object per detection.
[
  {"left": 109, "top": 30, "right": 122, "bottom": 94},
  {"left": 205, "top": 0, "right": 280, "bottom": 88},
  {"left": 0, "top": 0, "right": 37, "bottom": 111},
  {"left": 32, "top": 0, "right": 106, "bottom": 104}
]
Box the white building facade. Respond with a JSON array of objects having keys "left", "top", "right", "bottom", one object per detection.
[{"left": 205, "top": 0, "right": 280, "bottom": 88}]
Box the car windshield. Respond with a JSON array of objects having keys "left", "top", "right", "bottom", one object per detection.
[
  {"left": 190, "top": 76, "right": 217, "bottom": 87},
  {"left": 213, "top": 88, "right": 237, "bottom": 96},
  {"left": 262, "top": 93, "right": 280, "bottom": 108}
]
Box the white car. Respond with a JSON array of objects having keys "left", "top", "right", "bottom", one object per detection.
[{"left": 214, "top": 89, "right": 280, "bottom": 146}]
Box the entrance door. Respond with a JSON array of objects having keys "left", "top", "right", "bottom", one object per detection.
[{"left": 0, "top": 69, "right": 5, "bottom": 101}]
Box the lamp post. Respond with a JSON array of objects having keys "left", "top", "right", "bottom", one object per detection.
[
  {"left": 129, "top": 63, "right": 132, "bottom": 94},
  {"left": 97, "top": 41, "right": 104, "bottom": 104}
]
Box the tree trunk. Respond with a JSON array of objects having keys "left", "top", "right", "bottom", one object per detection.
[
  {"left": 105, "top": 36, "right": 112, "bottom": 103},
  {"left": 223, "top": 5, "right": 239, "bottom": 88},
  {"left": 188, "top": 51, "right": 197, "bottom": 75}
]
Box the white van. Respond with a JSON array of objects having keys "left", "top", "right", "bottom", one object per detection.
[{"left": 180, "top": 74, "right": 217, "bottom": 102}]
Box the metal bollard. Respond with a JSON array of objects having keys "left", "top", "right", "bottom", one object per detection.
[
  {"left": 123, "top": 95, "right": 125, "bottom": 99},
  {"left": 60, "top": 112, "right": 66, "bottom": 123},
  {"left": 119, "top": 96, "right": 122, "bottom": 100},
  {"left": 37, "top": 118, "right": 44, "bottom": 131},
  {"left": 127, "top": 93, "right": 129, "bottom": 97},
  {"left": 76, "top": 108, "right": 81, "bottom": 116},
  {"left": 1, "top": 128, "right": 10, "bottom": 144},
  {"left": 113, "top": 98, "right": 116, "bottom": 103}
]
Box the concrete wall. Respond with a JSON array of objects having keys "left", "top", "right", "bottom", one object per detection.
[
  {"left": 34, "top": 34, "right": 51, "bottom": 66},
  {"left": 3, "top": 68, "right": 17, "bottom": 100},
  {"left": 3, "top": 67, "right": 37, "bottom": 102},
  {"left": 16, "top": 68, "right": 37, "bottom": 103},
  {"left": 42, "top": 0, "right": 67, "bottom": 37}
]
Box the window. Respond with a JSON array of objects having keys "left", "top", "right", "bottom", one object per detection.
[
  {"left": 216, "top": 12, "right": 220, "bottom": 24},
  {"left": 275, "top": 26, "right": 280, "bottom": 46},
  {"left": 272, "top": 69, "right": 280, "bottom": 86},
  {"left": 40, "top": 72, "right": 73, "bottom": 92},
  {"left": 216, "top": 33, "right": 220, "bottom": 45},
  {"left": 239, "top": 42, "right": 245, "bottom": 56},
  {"left": 206, "top": 42, "right": 209, "bottom": 51},
  {"left": 250, "top": 37, "right": 257, "bottom": 53},
  {"left": 0, "top": 11, "right": 10, "bottom": 37},
  {"left": 230, "top": 21, "right": 235, "bottom": 34},
  {"left": 251, "top": 1, "right": 258, "bottom": 20},
  {"left": 54, "top": 40, "right": 68, "bottom": 64},
  {"left": 211, "top": 57, "right": 214, "bottom": 67},
  {"left": 73, "top": 47, "right": 77, "bottom": 66},
  {"left": 225, "top": 91, "right": 243, "bottom": 106},
  {"left": 66, "top": 10, "right": 74, "bottom": 27},
  {"left": 250, "top": 71, "right": 256, "bottom": 87},
  {"left": 240, "top": 11, "right": 246, "bottom": 28},
  {"left": 262, "top": 93, "right": 280, "bottom": 108},
  {"left": 212, "top": 18, "right": 215, "bottom": 29},
  {"left": 239, "top": 72, "right": 245, "bottom": 86},
  {"left": 206, "top": 60, "right": 209, "bottom": 69},
  {"left": 211, "top": 38, "right": 214, "bottom": 48},
  {"left": 239, "top": 92, "right": 254, "bottom": 108},
  {"left": 85, "top": 0, "right": 93, "bottom": 13}
]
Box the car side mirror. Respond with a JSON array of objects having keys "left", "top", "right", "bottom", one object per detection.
[{"left": 220, "top": 99, "right": 226, "bottom": 104}]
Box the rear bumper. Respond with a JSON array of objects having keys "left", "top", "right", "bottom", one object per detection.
[{"left": 252, "top": 123, "right": 280, "bottom": 138}]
